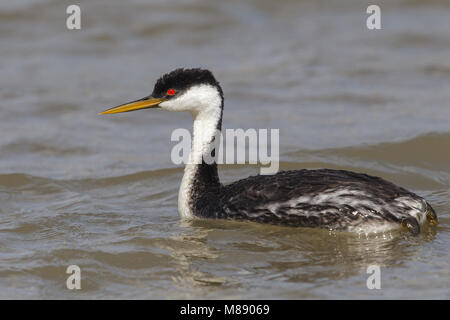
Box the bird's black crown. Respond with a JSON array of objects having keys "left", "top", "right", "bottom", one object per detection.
[{"left": 152, "top": 68, "right": 222, "bottom": 98}]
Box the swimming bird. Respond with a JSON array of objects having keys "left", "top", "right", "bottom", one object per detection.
[{"left": 100, "top": 68, "right": 438, "bottom": 235}]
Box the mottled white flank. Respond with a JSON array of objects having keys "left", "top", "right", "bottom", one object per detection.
[
  {"left": 160, "top": 84, "right": 222, "bottom": 219},
  {"left": 347, "top": 222, "right": 397, "bottom": 234},
  {"left": 257, "top": 188, "right": 428, "bottom": 234}
]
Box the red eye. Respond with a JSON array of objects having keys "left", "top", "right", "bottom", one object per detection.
[{"left": 167, "top": 88, "right": 176, "bottom": 96}]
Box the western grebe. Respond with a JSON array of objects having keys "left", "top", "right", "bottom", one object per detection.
[{"left": 100, "top": 68, "right": 438, "bottom": 235}]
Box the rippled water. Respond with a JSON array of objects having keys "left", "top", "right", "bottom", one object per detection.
[{"left": 1, "top": 0, "right": 449, "bottom": 299}]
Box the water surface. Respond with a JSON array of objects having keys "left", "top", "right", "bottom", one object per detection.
[{"left": 0, "top": 0, "right": 449, "bottom": 299}]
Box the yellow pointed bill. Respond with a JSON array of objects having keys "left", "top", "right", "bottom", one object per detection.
[{"left": 99, "top": 96, "right": 165, "bottom": 115}]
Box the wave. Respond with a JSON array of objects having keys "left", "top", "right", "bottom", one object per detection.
[
  {"left": 286, "top": 132, "right": 450, "bottom": 170},
  {"left": 1, "top": 132, "right": 448, "bottom": 191},
  {"left": 0, "top": 167, "right": 182, "bottom": 190}
]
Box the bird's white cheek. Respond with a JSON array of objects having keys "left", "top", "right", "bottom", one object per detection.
[
  {"left": 160, "top": 96, "right": 196, "bottom": 112},
  {"left": 159, "top": 85, "right": 221, "bottom": 113},
  {"left": 160, "top": 99, "right": 182, "bottom": 111}
]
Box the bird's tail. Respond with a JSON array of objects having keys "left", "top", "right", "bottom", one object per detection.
[{"left": 425, "top": 202, "right": 438, "bottom": 225}]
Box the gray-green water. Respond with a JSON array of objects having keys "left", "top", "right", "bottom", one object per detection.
[{"left": 0, "top": 0, "right": 449, "bottom": 299}]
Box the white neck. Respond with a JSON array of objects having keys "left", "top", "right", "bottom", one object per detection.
[{"left": 168, "top": 85, "right": 222, "bottom": 219}]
